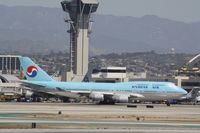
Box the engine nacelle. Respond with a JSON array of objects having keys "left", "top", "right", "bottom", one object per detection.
[
  {"left": 196, "top": 96, "right": 200, "bottom": 102},
  {"left": 112, "top": 95, "right": 129, "bottom": 103},
  {"left": 89, "top": 92, "right": 104, "bottom": 101}
]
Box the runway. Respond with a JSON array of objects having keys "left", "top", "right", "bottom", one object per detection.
[
  {"left": 0, "top": 129, "right": 200, "bottom": 133},
  {"left": 0, "top": 103, "right": 200, "bottom": 132}
]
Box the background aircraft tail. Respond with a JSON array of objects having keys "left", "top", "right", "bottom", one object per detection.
[
  {"left": 19, "top": 57, "right": 54, "bottom": 81},
  {"left": 189, "top": 87, "right": 200, "bottom": 99}
]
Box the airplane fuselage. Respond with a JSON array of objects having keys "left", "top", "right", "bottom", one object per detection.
[{"left": 26, "top": 81, "right": 187, "bottom": 102}]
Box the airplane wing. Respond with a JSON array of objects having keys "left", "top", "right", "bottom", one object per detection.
[
  {"left": 70, "top": 90, "right": 145, "bottom": 98},
  {"left": 71, "top": 90, "right": 145, "bottom": 101},
  {"left": 20, "top": 80, "right": 46, "bottom": 92},
  {"left": 20, "top": 80, "right": 145, "bottom": 101},
  {"left": 130, "top": 93, "right": 145, "bottom": 99},
  {"left": 71, "top": 91, "right": 113, "bottom": 95}
]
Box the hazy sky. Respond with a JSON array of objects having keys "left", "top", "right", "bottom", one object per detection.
[{"left": 0, "top": 0, "right": 200, "bottom": 22}]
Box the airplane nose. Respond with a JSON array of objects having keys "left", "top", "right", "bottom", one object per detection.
[{"left": 180, "top": 88, "right": 188, "bottom": 95}]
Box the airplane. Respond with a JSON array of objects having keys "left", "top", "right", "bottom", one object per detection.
[
  {"left": 19, "top": 57, "right": 188, "bottom": 104},
  {"left": 179, "top": 87, "right": 200, "bottom": 104}
]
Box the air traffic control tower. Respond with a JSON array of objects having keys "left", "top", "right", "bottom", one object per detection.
[{"left": 61, "top": 0, "right": 99, "bottom": 82}]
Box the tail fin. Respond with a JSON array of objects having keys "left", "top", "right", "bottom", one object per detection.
[
  {"left": 187, "top": 87, "right": 200, "bottom": 99},
  {"left": 189, "top": 87, "right": 200, "bottom": 99},
  {"left": 19, "top": 57, "right": 54, "bottom": 81}
]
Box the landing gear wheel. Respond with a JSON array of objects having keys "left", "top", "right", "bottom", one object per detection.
[
  {"left": 99, "top": 100, "right": 115, "bottom": 105},
  {"left": 166, "top": 102, "right": 170, "bottom": 106}
]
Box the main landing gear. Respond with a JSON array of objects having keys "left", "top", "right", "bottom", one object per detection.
[{"left": 98, "top": 99, "right": 115, "bottom": 105}]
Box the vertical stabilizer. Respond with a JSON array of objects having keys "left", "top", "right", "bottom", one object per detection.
[{"left": 19, "top": 57, "right": 54, "bottom": 81}]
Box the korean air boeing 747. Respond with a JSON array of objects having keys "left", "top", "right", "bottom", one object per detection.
[{"left": 19, "top": 57, "right": 187, "bottom": 104}]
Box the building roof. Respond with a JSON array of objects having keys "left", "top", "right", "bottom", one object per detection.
[
  {"left": 101, "top": 67, "right": 127, "bottom": 70},
  {"left": 81, "top": 0, "right": 98, "bottom": 4},
  {"left": 0, "top": 55, "right": 21, "bottom": 58},
  {"left": 0, "top": 74, "right": 19, "bottom": 82}
]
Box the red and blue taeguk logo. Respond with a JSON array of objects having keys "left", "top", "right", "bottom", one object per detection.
[{"left": 26, "top": 66, "right": 38, "bottom": 78}]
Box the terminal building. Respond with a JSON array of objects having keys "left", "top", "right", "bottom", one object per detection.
[
  {"left": 0, "top": 55, "right": 21, "bottom": 74},
  {"left": 0, "top": 74, "right": 31, "bottom": 101},
  {"left": 175, "top": 53, "right": 200, "bottom": 92},
  {"left": 92, "top": 67, "right": 129, "bottom": 83},
  {"left": 178, "top": 53, "right": 200, "bottom": 77},
  {"left": 0, "top": 82, "right": 22, "bottom": 96},
  {"left": 0, "top": 55, "right": 32, "bottom": 100}
]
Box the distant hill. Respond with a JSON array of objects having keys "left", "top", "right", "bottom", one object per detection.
[{"left": 0, "top": 5, "right": 200, "bottom": 54}]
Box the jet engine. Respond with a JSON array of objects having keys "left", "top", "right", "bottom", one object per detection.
[
  {"left": 89, "top": 92, "right": 104, "bottom": 101},
  {"left": 196, "top": 96, "right": 200, "bottom": 102},
  {"left": 112, "top": 95, "right": 129, "bottom": 103}
]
